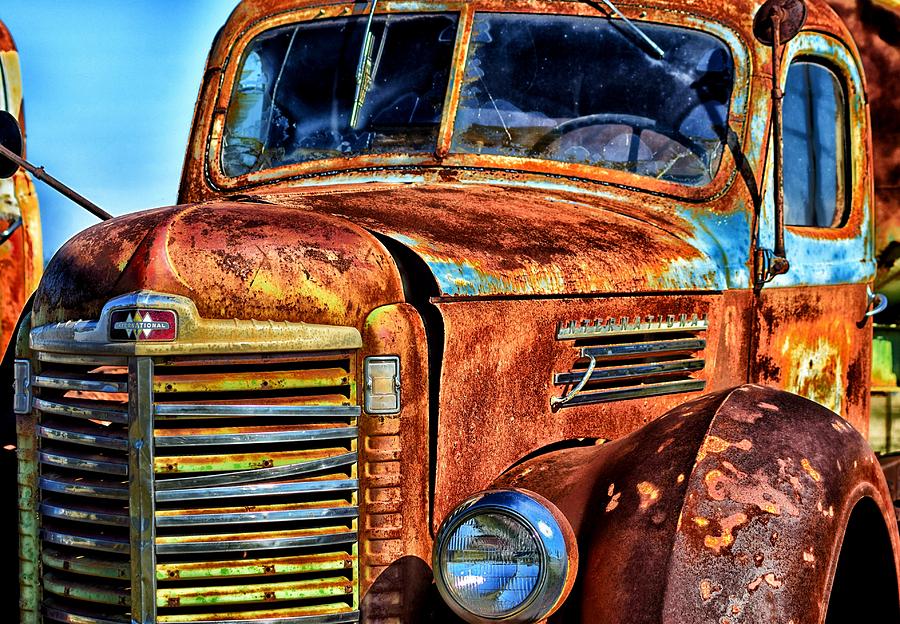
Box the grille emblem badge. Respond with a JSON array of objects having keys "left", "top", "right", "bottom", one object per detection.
[{"left": 110, "top": 308, "right": 177, "bottom": 341}]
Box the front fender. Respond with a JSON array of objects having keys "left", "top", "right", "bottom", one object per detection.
[{"left": 494, "top": 385, "right": 900, "bottom": 623}]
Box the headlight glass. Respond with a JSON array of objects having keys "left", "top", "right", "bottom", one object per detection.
[{"left": 442, "top": 512, "right": 542, "bottom": 618}]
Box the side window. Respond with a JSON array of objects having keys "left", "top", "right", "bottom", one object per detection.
[{"left": 783, "top": 62, "right": 847, "bottom": 227}]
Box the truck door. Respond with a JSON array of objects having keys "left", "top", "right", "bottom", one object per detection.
[
  {"left": 751, "top": 31, "right": 874, "bottom": 432},
  {"left": 0, "top": 25, "right": 41, "bottom": 356}
]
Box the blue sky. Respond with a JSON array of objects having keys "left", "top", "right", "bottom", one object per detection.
[{"left": 3, "top": 1, "right": 239, "bottom": 263}]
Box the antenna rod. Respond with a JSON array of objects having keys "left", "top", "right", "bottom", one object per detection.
[{"left": 0, "top": 142, "right": 111, "bottom": 221}]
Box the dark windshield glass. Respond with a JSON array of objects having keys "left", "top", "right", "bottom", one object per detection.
[
  {"left": 451, "top": 14, "right": 734, "bottom": 186},
  {"left": 223, "top": 13, "right": 458, "bottom": 176}
]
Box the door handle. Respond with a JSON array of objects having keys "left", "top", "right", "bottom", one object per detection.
[{"left": 867, "top": 286, "right": 888, "bottom": 318}]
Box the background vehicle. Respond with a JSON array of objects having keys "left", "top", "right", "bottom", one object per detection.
[
  {"left": 3, "top": 0, "right": 899, "bottom": 622},
  {"left": 0, "top": 19, "right": 41, "bottom": 356}
]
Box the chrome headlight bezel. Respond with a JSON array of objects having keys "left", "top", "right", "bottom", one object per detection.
[{"left": 433, "top": 489, "right": 577, "bottom": 623}]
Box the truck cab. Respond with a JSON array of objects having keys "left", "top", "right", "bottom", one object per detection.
[{"left": 7, "top": 1, "right": 899, "bottom": 622}]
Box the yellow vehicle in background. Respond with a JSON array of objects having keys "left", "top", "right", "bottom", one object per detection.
[{"left": 0, "top": 19, "right": 41, "bottom": 356}]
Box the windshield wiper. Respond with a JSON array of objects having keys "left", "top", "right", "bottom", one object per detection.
[
  {"left": 350, "top": 0, "right": 380, "bottom": 130},
  {"left": 595, "top": 0, "right": 664, "bottom": 58}
]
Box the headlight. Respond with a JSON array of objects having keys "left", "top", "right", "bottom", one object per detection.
[{"left": 433, "top": 489, "right": 577, "bottom": 623}]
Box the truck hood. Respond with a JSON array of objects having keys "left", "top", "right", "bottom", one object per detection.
[
  {"left": 34, "top": 183, "right": 746, "bottom": 326},
  {"left": 33, "top": 203, "right": 405, "bottom": 328},
  {"left": 262, "top": 182, "right": 746, "bottom": 297}
]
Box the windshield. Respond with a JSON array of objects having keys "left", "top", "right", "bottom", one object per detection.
[
  {"left": 451, "top": 13, "right": 734, "bottom": 186},
  {"left": 222, "top": 12, "right": 735, "bottom": 187},
  {"left": 222, "top": 13, "right": 459, "bottom": 176}
]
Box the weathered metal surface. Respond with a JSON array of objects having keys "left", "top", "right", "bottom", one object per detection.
[
  {"left": 0, "top": 20, "right": 42, "bottom": 356},
  {"left": 751, "top": 284, "right": 872, "bottom": 432},
  {"left": 261, "top": 183, "right": 748, "bottom": 296},
  {"left": 431, "top": 292, "right": 754, "bottom": 529},
  {"left": 31, "top": 205, "right": 405, "bottom": 330},
  {"left": 496, "top": 385, "right": 900, "bottom": 622},
  {"left": 359, "top": 304, "right": 432, "bottom": 622}
]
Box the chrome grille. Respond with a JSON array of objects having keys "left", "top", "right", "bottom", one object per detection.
[
  {"left": 553, "top": 314, "right": 708, "bottom": 407},
  {"left": 152, "top": 351, "right": 359, "bottom": 623},
  {"left": 31, "top": 349, "right": 361, "bottom": 624},
  {"left": 33, "top": 354, "right": 132, "bottom": 624}
]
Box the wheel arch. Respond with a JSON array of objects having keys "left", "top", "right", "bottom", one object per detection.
[{"left": 490, "top": 384, "right": 900, "bottom": 623}]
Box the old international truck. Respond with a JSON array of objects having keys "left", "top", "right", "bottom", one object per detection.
[{"left": 2, "top": 0, "right": 899, "bottom": 622}]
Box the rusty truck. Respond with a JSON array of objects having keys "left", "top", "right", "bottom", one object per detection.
[{"left": 2, "top": 0, "right": 899, "bottom": 622}]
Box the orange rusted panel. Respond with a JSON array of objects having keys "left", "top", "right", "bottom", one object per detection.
[
  {"left": 0, "top": 20, "right": 42, "bottom": 355},
  {"left": 32, "top": 203, "right": 403, "bottom": 329},
  {"left": 359, "top": 303, "right": 432, "bottom": 622},
  {"left": 751, "top": 284, "right": 871, "bottom": 433},
  {"left": 431, "top": 292, "right": 753, "bottom": 528}
]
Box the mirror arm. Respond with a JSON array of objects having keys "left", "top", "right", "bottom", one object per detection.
[
  {"left": 0, "top": 142, "right": 112, "bottom": 221},
  {"left": 769, "top": 8, "right": 790, "bottom": 278}
]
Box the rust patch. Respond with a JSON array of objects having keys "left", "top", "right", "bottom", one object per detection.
[
  {"left": 800, "top": 458, "right": 821, "bottom": 482},
  {"left": 637, "top": 481, "right": 661, "bottom": 510},
  {"left": 703, "top": 512, "right": 748, "bottom": 553},
  {"left": 698, "top": 578, "right": 721, "bottom": 602}
]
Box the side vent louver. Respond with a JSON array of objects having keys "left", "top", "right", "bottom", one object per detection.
[{"left": 552, "top": 314, "right": 708, "bottom": 408}]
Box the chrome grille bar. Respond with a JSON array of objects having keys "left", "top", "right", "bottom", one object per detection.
[
  {"left": 33, "top": 397, "right": 128, "bottom": 424},
  {"left": 156, "top": 478, "right": 359, "bottom": 503},
  {"left": 580, "top": 337, "right": 706, "bottom": 360},
  {"left": 155, "top": 425, "right": 359, "bottom": 447},
  {"left": 154, "top": 452, "right": 358, "bottom": 490},
  {"left": 155, "top": 404, "right": 361, "bottom": 419},
  {"left": 554, "top": 358, "right": 705, "bottom": 385},
  {"left": 560, "top": 379, "right": 707, "bottom": 406},
  {"left": 37, "top": 423, "right": 128, "bottom": 451},
  {"left": 40, "top": 474, "right": 128, "bottom": 500}
]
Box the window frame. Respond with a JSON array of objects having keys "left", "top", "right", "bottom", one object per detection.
[
  {"left": 781, "top": 57, "right": 851, "bottom": 230},
  {"left": 202, "top": 2, "right": 752, "bottom": 204}
]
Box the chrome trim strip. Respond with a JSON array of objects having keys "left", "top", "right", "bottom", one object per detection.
[
  {"left": 156, "top": 506, "right": 359, "bottom": 527},
  {"left": 33, "top": 374, "right": 127, "bottom": 393},
  {"left": 44, "top": 602, "right": 129, "bottom": 624},
  {"left": 40, "top": 501, "right": 130, "bottom": 527},
  {"left": 580, "top": 338, "right": 705, "bottom": 360},
  {"left": 30, "top": 291, "right": 362, "bottom": 356},
  {"left": 553, "top": 359, "right": 705, "bottom": 385},
  {"left": 129, "top": 357, "right": 157, "bottom": 624},
  {"left": 155, "top": 404, "right": 361, "bottom": 419},
  {"left": 39, "top": 450, "right": 128, "bottom": 476},
  {"left": 37, "top": 424, "right": 128, "bottom": 451},
  {"left": 36, "top": 351, "right": 128, "bottom": 366},
  {"left": 156, "top": 478, "right": 359, "bottom": 503},
  {"left": 155, "top": 531, "right": 358, "bottom": 555},
  {"left": 154, "top": 612, "right": 361, "bottom": 624},
  {"left": 40, "top": 474, "right": 128, "bottom": 500},
  {"left": 557, "top": 314, "right": 708, "bottom": 340},
  {"left": 551, "top": 354, "right": 596, "bottom": 408},
  {"left": 558, "top": 379, "right": 707, "bottom": 407},
  {"left": 34, "top": 397, "right": 128, "bottom": 424},
  {"left": 154, "top": 452, "right": 358, "bottom": 491},
  {"left": 41, "top": 528, "right": 130, "bottom": 554},
  {"left": 155, "top": 426, "right": 358, "bottom": 447}
]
